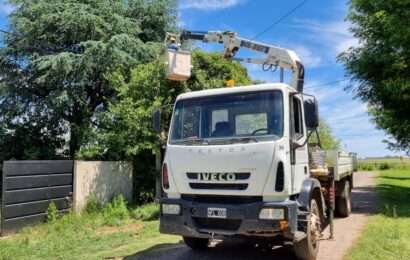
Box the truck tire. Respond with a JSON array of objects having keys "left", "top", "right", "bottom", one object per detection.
[
  {"left": 336, "top": 180, "right": 352, "bottom": 218},
  {"left": 294, "top": 198, "right": 321, "bottom": 260},
  {"left": 183, "top": 236, "right": 209, "bottom": 250}
]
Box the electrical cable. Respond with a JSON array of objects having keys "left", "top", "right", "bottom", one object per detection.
[
  {"left": 305, "top": 79, "right": 349, "bottom": 89},
  {"left": 251, "top": 0, "right": 309, "bottom": 40},
  {"left": 0, "top": 29, "right": 12, "bottom": 35}
]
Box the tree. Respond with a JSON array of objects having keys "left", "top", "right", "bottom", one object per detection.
[
  {"left": 77, "top": 51, "right": 252, "bottom": 202},
  {"left": 309, "top": 120, "right": 340, "bottom": 150},
  {"left": 78, "top": 51, "right": 252, "bottom": 160},
  {"left": 0, "top": 0, "right": 176, "bottom": 160},
  {"left": 339, "top": 0, "right": 410, "bottom": 154}
]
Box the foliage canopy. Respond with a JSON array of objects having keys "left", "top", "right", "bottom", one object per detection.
[
  {"left": 340, "top": 0, "right": 410, "bottom": 154},
  {"left": 0, "top": 0, "right": 177, "bottom": 159},
  {"left": 309, "top": 120, "right": 341, "bottom": 150}
]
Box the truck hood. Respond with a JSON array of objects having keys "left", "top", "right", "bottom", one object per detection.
[{"left": 165, "top": 141, "right": 276, "bottom": 196}]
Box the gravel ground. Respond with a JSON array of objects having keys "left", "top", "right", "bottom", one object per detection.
[
  {"left": 126, "top": 171, "right": 377, "bottom": 260},
  {"left": 317, "top": 171, "right": 377, "bottom": 260}
]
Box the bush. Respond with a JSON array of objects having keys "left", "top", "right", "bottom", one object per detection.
[
  {"left": 132, "top": 154, "right": 157, "bottom": 204},
  {"left": 131, "top": 202, "right": 159, "bottom": 221},
  {"left": 378, "top": 162, "right": 391, "bottom": 170},
  {"left": 102, "top": 194, "right": 129, "bottom": 226},
  {"left": 358, "top": 163, "right": 375, "bottom": 171},
  {"left": 47, "top": 202, "right": 58, "bottom": 223},
  {"left": 85, "top": 195, "right": 102, "bottom": 214}
]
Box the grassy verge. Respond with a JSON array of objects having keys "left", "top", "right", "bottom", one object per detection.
[
  {"left": 347, "top": 169, "right": 410, "bottom": 260},
  {"left": 0, "top": 198, "right": 180, "bottom": 260}
]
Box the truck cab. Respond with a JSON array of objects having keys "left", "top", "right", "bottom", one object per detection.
[
  {"left": 159, "top": 83, "right": 332, "bottom": 259},
  {"left": 162, "top": 83, "right": 309, "bottom": 200}
]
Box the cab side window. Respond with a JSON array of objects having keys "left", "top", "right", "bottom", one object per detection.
[{"left": 292, "top": 96, "right": 304, "bottom": 139}]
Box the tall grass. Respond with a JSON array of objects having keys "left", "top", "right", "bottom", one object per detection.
[
  {"left": 83, "top": 194, "right": 160, "bottom": 223},
  {"left": 131, "top": 202, "right": 160, "bottom": 221},
  {"left": 0, "top": 195, "right": 165, "bottom": 260}
]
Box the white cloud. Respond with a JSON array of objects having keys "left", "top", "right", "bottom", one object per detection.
[
  {"left": 335, "top": 37, "right": 358, "bottom": 54},
  {"left": 305, "top": 83, "right": 344, "bottom": 102},
  {"left": 291, "top": 19, "right": 359, "bottom": 55},
  {"left": 0, "top": 2, "right": 14, "bottom": 15},
  {"left": 179, "top": 0, "right": 244, "bottom": 11},
  {"left": 304, "top": 78, "right": 405, "bottom": 157},
  {"left": 292, "top": 45, "right": 322, "bottom": 68}
]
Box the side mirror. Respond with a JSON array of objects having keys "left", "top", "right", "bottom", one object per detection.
[
  {"left": 152, "top": 109, "right": 161, "bottom": 133},
  {"left": 304, "top": 97, "right": 319, "bottom": 130}
]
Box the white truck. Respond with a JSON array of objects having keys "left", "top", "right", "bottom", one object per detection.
[{"left": 153, "top": 31, "right": 357, "bottom": 260}]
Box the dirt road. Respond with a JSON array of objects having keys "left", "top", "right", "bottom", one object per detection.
[{"left": 126, "top": 172, "right": 377, "bottom": 260}]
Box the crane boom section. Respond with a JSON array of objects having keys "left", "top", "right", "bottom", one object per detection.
[{"left": 168, "top": 30, "right": 305, "bottom": 92}]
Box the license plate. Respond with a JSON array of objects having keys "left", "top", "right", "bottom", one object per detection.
[{"left": 207, "top": 207, "right": 227, "bottom": 219}]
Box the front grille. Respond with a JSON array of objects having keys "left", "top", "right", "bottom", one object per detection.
[
  {"left": 189, "top": 183, "right": 248, "bottom": 190},
  {"left": 187, "top": 172, "right": 250, "bottom": 180},
  {"left": 182, "top": 194, "right": 262, "bottom": 204},
  {"left": 187, "top": 172, "right": 250, "bottom": 191},
  {"left": 193, "top": 217, "right": 241, "bottom": 231}
]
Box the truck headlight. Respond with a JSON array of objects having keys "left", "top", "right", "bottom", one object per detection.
[
  {"left": 162, "top": 204, "right": 181, "bottom": 215},
  {"left": 259, "top": 208, "right": 285, "bottom": 220}
]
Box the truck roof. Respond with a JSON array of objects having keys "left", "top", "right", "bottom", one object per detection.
[{"left": 177, "top": 83, "right": 295, "bottom": 100}]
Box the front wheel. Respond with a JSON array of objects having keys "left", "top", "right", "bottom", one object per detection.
[
  {"left": 294, "top": 198, "right": 321, "bottom": 260},
  {"left": 183, "top": 236, "right": 209, "bottom": 250}
]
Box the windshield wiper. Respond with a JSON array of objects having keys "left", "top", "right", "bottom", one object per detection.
[
  {"left": 228, "top": 137, "right": 259, "bottom": 144},
  {"left": 178, "top": 138, "right": 209, "bottom": 145}
]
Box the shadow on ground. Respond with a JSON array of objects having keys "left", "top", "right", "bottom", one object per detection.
[
  {"left": 350, "top": 186, "right": 378, "bottom": 215},
  {"left": 376, "top": 184, "right": 410, "bottom": 217},
  {"left": 377, "top": 176, "right": 410, "bottom": 181},
  {"left": 124, "top": 239, "right": 297, "bottom": 260},
  {"left": 125, "top": 172, "right": 381, "bottom": 260}
]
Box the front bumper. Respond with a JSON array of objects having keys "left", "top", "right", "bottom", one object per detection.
[{"left": 159, "top": 197, "right": 298, "bottom": 239}]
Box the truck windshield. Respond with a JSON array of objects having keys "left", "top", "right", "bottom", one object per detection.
[{"left": 170, "top": 90, "right": 283, "bottom": 144}]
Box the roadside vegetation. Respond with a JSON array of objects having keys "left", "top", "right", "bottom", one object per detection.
[
  {"left": 358, "top": 157, "right": 410, "bottom": 171},
  {"left": 348, "top": 169, "right": 410, "bottom": 260},
  {"left": 0, "top": 196, "right": 176, "bottom": 260}
]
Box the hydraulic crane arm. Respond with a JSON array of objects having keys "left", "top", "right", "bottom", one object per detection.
[{"left": 167, "top": 30, "right": 305, "bottom": 92}]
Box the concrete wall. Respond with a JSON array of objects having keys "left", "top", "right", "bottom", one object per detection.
[{"left": 73, "top": 161, "right": 133, "bottom": 213}]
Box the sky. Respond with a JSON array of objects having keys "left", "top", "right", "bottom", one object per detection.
[
  {"left": 0, "top": 0, "right": 405, "bottom": 158},
  {"left": 178, "top": 0, "right": 406, "bottom": 158}
]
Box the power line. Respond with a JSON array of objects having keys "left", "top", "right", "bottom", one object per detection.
[
  {"left": 0, "top": 29, "right": 12, "bottom": 35},
  {"left": 251, "top": 0, "right": 308, "bottom": 40},
  {"left": 0, "top": 29, "right": 20, "bottom": 38},
  {"left": 305, "top": 79, "right": 350, "bottom": 89}
]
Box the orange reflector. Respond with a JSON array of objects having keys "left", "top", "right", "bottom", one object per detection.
[{"left": 279, "top": 220, "right": 288, "bottom": 231}]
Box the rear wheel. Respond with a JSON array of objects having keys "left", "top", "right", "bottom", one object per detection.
[
  {"left": 294, "top": 198, "right": 321, "bottom": 260},
  {"left": 336, "top": 180, "right": 352, "bottom": 217},
  {"left": 183, "top": 236, "right": 209, "bottom": 250}
]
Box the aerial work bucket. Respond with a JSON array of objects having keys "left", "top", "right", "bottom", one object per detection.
[{"left": 166, "top": 49, "right": 192, "bottom": 81}]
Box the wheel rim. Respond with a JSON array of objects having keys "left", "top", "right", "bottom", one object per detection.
[{"left": 309, "top": 202, "right": 321, "bottom": 249}]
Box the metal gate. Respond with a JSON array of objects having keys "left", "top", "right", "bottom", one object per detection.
[{"left": 1, "top": 161, "right": 73, "bottom": 235}]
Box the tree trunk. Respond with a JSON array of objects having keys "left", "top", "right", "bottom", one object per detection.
[{"left": 69, "top": 123, "right": 80, "bottom": 159}]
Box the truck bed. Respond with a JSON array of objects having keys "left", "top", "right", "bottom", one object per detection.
[
  {"left": 326, "top": 151, "right": 357, "bottom": 181},
  {"left": 310, "top": 150, "right": 357, "bottom": 181}
]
